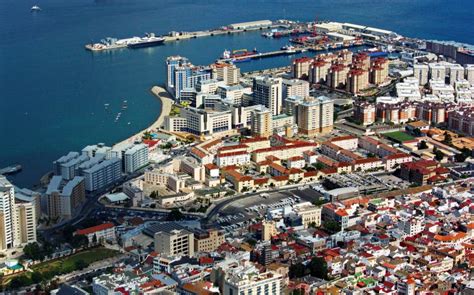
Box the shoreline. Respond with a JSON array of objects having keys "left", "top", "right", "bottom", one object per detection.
[{"left": 113, "top": 85, "right": 173, "bottom": 148}]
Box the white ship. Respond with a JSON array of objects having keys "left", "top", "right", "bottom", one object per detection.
[{"left": 31, "top": 5, "right": 41, "bottom": 11}]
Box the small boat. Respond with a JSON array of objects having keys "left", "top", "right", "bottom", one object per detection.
[
  {"left": 122, "top": 100, "right": 128, "bottom": 110},
  {"left": 31, "top": 5, "right": 41, "bottom": 11},
  {"left": 281, "top": 45, "right": 296, "bottom": 54}
]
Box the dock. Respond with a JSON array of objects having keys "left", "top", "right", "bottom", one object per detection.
[
  {"left": 217, "top": 47, "right": 309, "bottom": 63},
  {"left": 85, "top": 22, "right": 287, "bottom": 52}
]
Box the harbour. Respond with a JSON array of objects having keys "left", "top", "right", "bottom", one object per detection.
[
  {"left": 85, "top": 20, "right": 285, "bottom": 52},
  {"left": 3, "top": 0, "right": 474, "bottom": 188}
]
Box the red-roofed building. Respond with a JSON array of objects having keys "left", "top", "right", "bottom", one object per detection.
[
  {"left": 216, "top": 150, "right": 251, "bottom": 167},
  {"left": 286, "top": 156, "right": 306, "bottom": 169},
  {"left": 74, "top": 222, "right": 116, "bottom": 244},
  {"left": 400, "top": 159, "right": 449, "bottom": 185},
  {"left": 252, "top": 141, "right": 317, "bottom": 162},
  {"left": 143, "top": 139, "right": 160, "bottom": 151},
  {"left": 204, "top": 163, "right": 219, "bottom": 178}
]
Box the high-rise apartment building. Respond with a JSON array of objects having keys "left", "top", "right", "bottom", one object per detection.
[
  {"left": 294, "top": 96, "right": 334, "bottom": 136},
  {"left": 282, "top": 79, "right": 310, "bottom": 101},
  {"left": 414, "top": 63, "right": 429, "bottom": 86},
  {"left": 124, "top": 144, "right": 149, "bottom": 174},
  {"left": 250, "top": 106, "right": 273, "bottom": 138},
  {"left": 0, "top": 176, "right": 37, "bottom": 255},
  {"left": 154, "top": 225, "right": 194, "bottom": 257},
  {"left": 253, "top": 76, "right": 283, "bottom": 116},
  {"left": 211, "top": 62, "right": 241, "bottom": 85},
  {"left": 45, "top": 176, "right": 86, "bottom": 220}
]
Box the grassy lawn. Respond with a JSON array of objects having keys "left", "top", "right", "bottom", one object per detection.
[
  {"left": 383, "top": 131, "right": 414, "bottom": 143},
  {"left": 31, "top": 247, "right": 118, "bottom": 275},
  {"left": 2, "top": 248, "right": 119, "bottom": 289}
]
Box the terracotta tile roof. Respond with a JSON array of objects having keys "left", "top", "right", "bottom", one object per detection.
[
  {"left": 241, "top": 137, "right": 268, "bottom": 143},
  {"left": 190, "top": 147, "right": 207, "bottom": 159},
  {"left": 204, "top": 163, "right": 219, "bottom": 170},
  {"left": 434, "top": 232, "right": 467, "bottom": 242},
  {"left": 218, "top": 144, "right": 248, "bottom": 152},
  {"left": 201, "top": 139, "right": 222, "bottom": 150},
  {"left": 75, "top": 222, "right": 114, "bottom": 236},
  {"left": 288, "top": 156, "right": 305, "bottom": 161},
  {"left": 226, "top": 170, "right": 252, "bottom": 182},
  {"left": 329, "top": 135, "right": 357, "bottom": 142},
  {"left": 217, "top": 150, "right": 249, "bottom": 157},
  {"left": 253, "top": 141, "right": 316, "bottom": 154},
  {"left": 384, "top": 153, "right": 411, "bottom": 160}
]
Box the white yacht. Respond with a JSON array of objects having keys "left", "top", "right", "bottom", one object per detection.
[{"left": 31, "top": 5, "right": 41, "bottom": 11}]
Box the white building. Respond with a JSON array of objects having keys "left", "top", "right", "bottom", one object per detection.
[
  {"left": 413, "top": 63, "right": 429, "bottom": 86},
  {"left": 154, "top": 226, "right": 194, "bottom": 257},
  {"left": 429, "top": 63, "right": 447, "bottom": 81},
  {"left": 253, "top": 76, "right": 283, "bottom": 116},
  {"left": 466, "top": 64, "right": 474, "bottom": 85},
  {"left": 282, "top": 79, "right": 310, "bottom": 101},
  {"left": 0, "top": 176, "right": 37, "bottom": 255},
  {"left": 82, "top": 158, "right": 122, "bottom": 192},
  {"left": 224, "top": 270, "right": 282, "bottom": 295},
  {"left": 216, "top": 151, "right": 251, "bottom": 167},
  {"left": 75, "top": 222, "right": 116, "bottom": 244},
  {"left": 217, "top": 84, "right": 252, "bottom": 105},
  {"left": 398, "top": 217, "right": 423, "bottom": 237},
  {"left": 396, "top": 77, "right": 422, "bottom": 101},
  {"left": 449, "top": 64, "right": 465, "bottom": 85},
  {"left": 124, "top": 144, "right": 149, "bottom": 174}
]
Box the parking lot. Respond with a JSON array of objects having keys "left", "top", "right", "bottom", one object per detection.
[{"left": 213, "top": 187, "right": 325, "bottom": 233}]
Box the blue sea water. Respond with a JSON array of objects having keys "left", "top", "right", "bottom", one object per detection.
[{"left": 0, "top": 0, "right": 473, "bottom": 187}]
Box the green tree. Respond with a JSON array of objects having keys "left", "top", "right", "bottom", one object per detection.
[
  {"left": 313, "top": 162, "right": 325, "bottom": 170},
  {"left": 289, "top": 263, "right": 306, "bottom": 279},
  {"left": 23, "top": 242, "right": 45, "bottom": 261},
  {"left": 413, "top": 128, "right": 422, "bottom": 137},
  {"left": 434, "top": 150, "right": 444, "bottom": 161},
  {"left": 70, "top": 234, "right": 89, "bottom": 248},
  {"left": 442, "top": 132, "right": 452, "bottom": 145},
  {"left": 9, "top": 275, "right": 32, "bottom": 290},
  {"left": 166, "top": 208, "right": 184, "bottom": 221},
  {"left": 74, "top": 259, "right": 89, "bottom": 270},
  {"left": 418, "top": 140, "right": 428, "bottom": 150},
  {"left": 309, "top": 256, "right": 328, "bottom": 279},
  {"left": 323, "top": 221, "right": 341, "bottom": 233},
  {"left": 30, "top": 271, "right": 43, "bottom": 284}
]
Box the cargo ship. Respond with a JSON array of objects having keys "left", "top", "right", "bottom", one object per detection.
[
  {"left": 127, "top": 33, "right": 165, "bottom": 49},
  {"left": 222, "top": 48, "right": 258, "bottom": 63}
]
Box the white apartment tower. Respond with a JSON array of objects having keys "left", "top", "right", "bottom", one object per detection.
[
  {"left": 413, "top": 63, "right": 429, "bottom": 86},
  {"left": 124, "top": 144, "right": 149, "bottom": 174},
  {"left": 253, "top": 76, "right": 283, "bottom": 116},
  {"left": 0, "top": 176, "right": 37, "bottom": 254}
]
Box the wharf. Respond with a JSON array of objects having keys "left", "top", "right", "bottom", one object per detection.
[
  {"left": 218, "top": 47, "right": 309, "bottom": 63},
  {"left": 86, "top": 23, "right": 286, "bottom": 52}
]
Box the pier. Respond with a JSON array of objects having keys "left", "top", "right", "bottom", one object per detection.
[
  {"left": 217, "top": 47, "right": 309, "bottom": 63},
  {"left": 85, "top": 22, "right": 287, "bottom": 52}
]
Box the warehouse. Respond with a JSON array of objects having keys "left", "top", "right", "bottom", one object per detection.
[{"left": 229, "top": 20, "right": 272, "bottom": 30}]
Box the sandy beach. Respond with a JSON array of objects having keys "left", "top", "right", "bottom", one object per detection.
[{"left": 113, "top": 85, "right": 174, "bottom": 148}]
